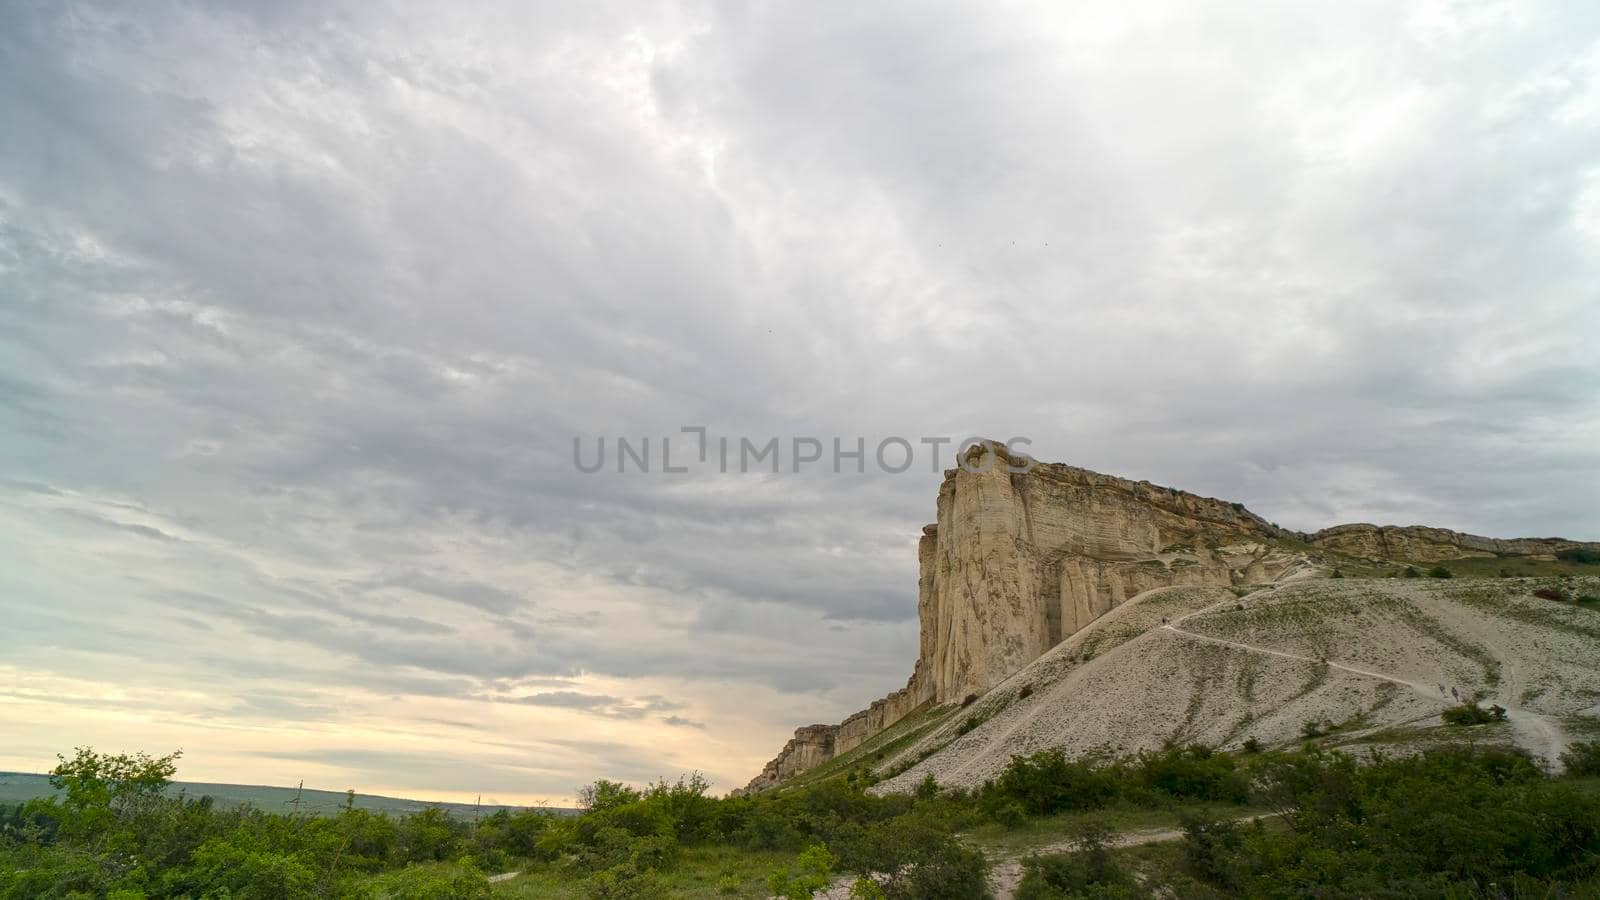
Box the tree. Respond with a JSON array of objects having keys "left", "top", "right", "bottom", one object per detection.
[
  {"left": 51, "top": 747, "right": 181, "bottom": 813},
  {"left": 579, "top": 779, "right": 643, "bottom": 814},
  {"left": 47, "top": 747, "right": 180, "bottom": 847}
]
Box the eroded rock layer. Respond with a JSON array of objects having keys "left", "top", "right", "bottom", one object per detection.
[{"left": 1307, "top": 523, "right": 1595, "bottom": 563}]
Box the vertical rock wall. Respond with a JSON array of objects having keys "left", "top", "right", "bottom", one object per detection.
[{"left": 738, "top": 442, "right": 1285, "bottom": 793}]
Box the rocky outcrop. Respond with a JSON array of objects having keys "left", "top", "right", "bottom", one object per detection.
[
  {"left": 1308, "top": 523, "right": 1599, "bottom": 563},
  {"left": 740, "top": 442, "right": 1294, "bottom": 792},
  {"left": 739, "top": 442, "right": 1598, "bottom": 794},
  {"left": 739, "top": 725, "right": 836, "bottom": 792}
]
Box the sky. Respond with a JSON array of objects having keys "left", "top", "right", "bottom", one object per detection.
[{"left": 2, "top": 0, "right": 1598, "bottom": 805}]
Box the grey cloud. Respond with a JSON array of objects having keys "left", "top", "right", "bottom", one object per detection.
[{"left": 2, "top": 0, "right": 1597, "bottom": 799}]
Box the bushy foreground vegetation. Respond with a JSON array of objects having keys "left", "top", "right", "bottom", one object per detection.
[
  {"left": 1018, "top": 745, "right": 1600, "bottom": 898},
  {"left": 5, "top": 741, "right": 1600, "bottom": 898}
]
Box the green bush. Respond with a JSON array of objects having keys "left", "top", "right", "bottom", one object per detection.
[
  {"left": 1133, "top": 746, "right": 1248, "bottom": 804},
  {"left": 1560, "top": 742, "right": 1600, "bottom": 777},
  {"left": 1300, "top": 719, "right": 1329, "bottom": 739},
  {"left": 1426, "top": 565, "right": 1453, "bottom": 579},
  {"left": 1402, "top": 566, "right": 1421, "bottom": 578},
  {"left": 588, "top": 863, "right": 672, "bottom": 899},
  {"left": 864, "top": 821, "right": 987, "bottom": 900},
  {"left": 1017, "top": 821, "right": 1135, "bottom": 899},
  {"left": 991, "top": 800, "right": 1027, "bottom": 830},
  {"left": 165, "top": 834, "right": 319, "bottom": 899},
  {"left": 986, "top": 750, "right": 1120, "bottom": 815},
  {"left": 1179, "top": 812, "right": 1243, "bottom": 892},
  {"left": 1167, "top": 747, "right": 1599, "bottom": 895},
  {"left": 1556, "top": 548, "right": 1600, "bottom": 564},
  {"left": 768, "top": 844, "right": 835, "bottom": 899},
  {"left": 1442, "top": 702, "right": 1507, "bottom": 726}
]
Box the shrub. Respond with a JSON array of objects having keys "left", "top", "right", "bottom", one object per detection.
[
  {"left": 991, "top": 800, "right": 1026, "bottom": 830},
  {"left": 1441, "top": 702, "right": 1507, "bottom": 726},
  {"left": 1018, "top": 683, "right": 1034, "bottom": 700},
  {"left": 1133, "top": 746, "right": 1248, "bottom": 804},
  {"left": 915, "top": 774, "right": 940, "bottom": 800},
  {"left": 1559, "top": 742, "right": 1600, "bottom": 777},
  {"left": 1180, "top": 812, "right": 1243, "bottom": 890},
  {"left": 769, "top": 844, "right": 835, "bottom": 900},
  {"left": 1533, "top": 587, "right": 1568, "bottom": 602},
  {"left": 1016, "top": 821, "right": 1132, "bottom": 899},
  {"left": 1300, "top": 719, "right": 1329, "bottom": 739},
  {"left": 987, "top": 750, "right": 1119, "bottom": 815},
  {"left": 1241, "top": 737, "right": 1262, "bottom": 754},
  {"left": 1578, "top": 594, "right": 1599, "bottom": 606},
  {"left": 588, "top": 863, "right": 671, "bottom": 900},
  {"left": 166, "top": 834, "right": 320, "bottom": 899},
  {"left": 1556, "top": 548, "right": 1600, "bottom": 564},
  {"left": 1402, "top": 566, "right": 1421, "bottom": 578},
  {"left": 848, "top": 876, "right": 888, "bottom": 899},
  {"left": 1330, "top": 568, "right": 1344, "bottom": 578},
  {"left": 870, "top": 825, "right": 987, "bottom": 900},
  {"left": 1426, "top": 566, "right": 1453, "bottom": 579}
]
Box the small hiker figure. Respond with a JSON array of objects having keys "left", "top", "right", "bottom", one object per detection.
[
  {"left": 1438, "top": 684, "right": 1446, "bottom": 696},
  {"left": 1451, "top": 686, "right": 1460, "bottom": 700}
]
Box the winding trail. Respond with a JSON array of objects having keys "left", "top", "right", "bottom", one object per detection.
[
  {"left": 979, "top": 813, "right": 1274, "bottom": 900},
  {"left": 1160, "top": 607, "right": 1573, "bottom": 768}
]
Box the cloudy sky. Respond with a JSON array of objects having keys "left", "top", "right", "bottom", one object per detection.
[{"left": 2, "top": 0, "right": 1598, "bottom": 804}]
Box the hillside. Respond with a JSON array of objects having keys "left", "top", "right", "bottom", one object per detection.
[
  {"left": 743, "top": 441, "right": 1600, "bottom": 793},
  {"left": 0, "top": 772, "right": 566, "bottom": 819},
  {"left": 872, "top": 576, "right": 1600, "bottom": 793}
]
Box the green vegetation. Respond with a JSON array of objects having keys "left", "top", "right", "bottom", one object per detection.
[
  {"left": 1557, "top": 547, "right": 1600, "bottom": 565},
  {"left": 8, "top": 739, "right": 1600, "bottom": 897},
  {"left": 1441, "top": 701, "right": 1508, "bottom": 725},
  {"left": 1028, "top": 746, "right": 1600, "bottom": 897},
  {"left": 1562, "top": 742, "right": 1600, "bottom": 777},
  {"left": 0, "top": 772, "right": 539, "bottom": 820}
]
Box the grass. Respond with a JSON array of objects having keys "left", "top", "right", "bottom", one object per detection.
[
  {"left": 494, "top": 847, "right": 794, "bottom": 898},
  {"left": 1430, "top": 556, "right": 1600, "bottom": 580},
  {"left": 1445, "top": 581, "right": 1600, "bottom": 643},
  {"left": 1326, "top": 721, "right": 1516, "bottom": 753}
]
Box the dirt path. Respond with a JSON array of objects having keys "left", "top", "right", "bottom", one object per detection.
[
  {"left": 1159, "top": 621, "right": 1573, "bottom": 768},
  {"left": 982, "top": 814, "right": 1272, "bottom": 900}
]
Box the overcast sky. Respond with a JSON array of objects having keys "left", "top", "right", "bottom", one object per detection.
[{"left": 3, "top": 0, "right": 1598, "bottom": 804}]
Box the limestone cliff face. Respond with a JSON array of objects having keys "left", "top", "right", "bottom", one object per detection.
[
  {"left": 738, "top": 443, "right": 1598, "bottom": 794},
  {"left": 740, "top": 443, "right": 1289, "bottom": 792},
  {"left": 1308, "top": 523, "right": 1599, "bottom": 563},
  {"left": 917, "top": 445, "right": 1289, "bottom": 704}
]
